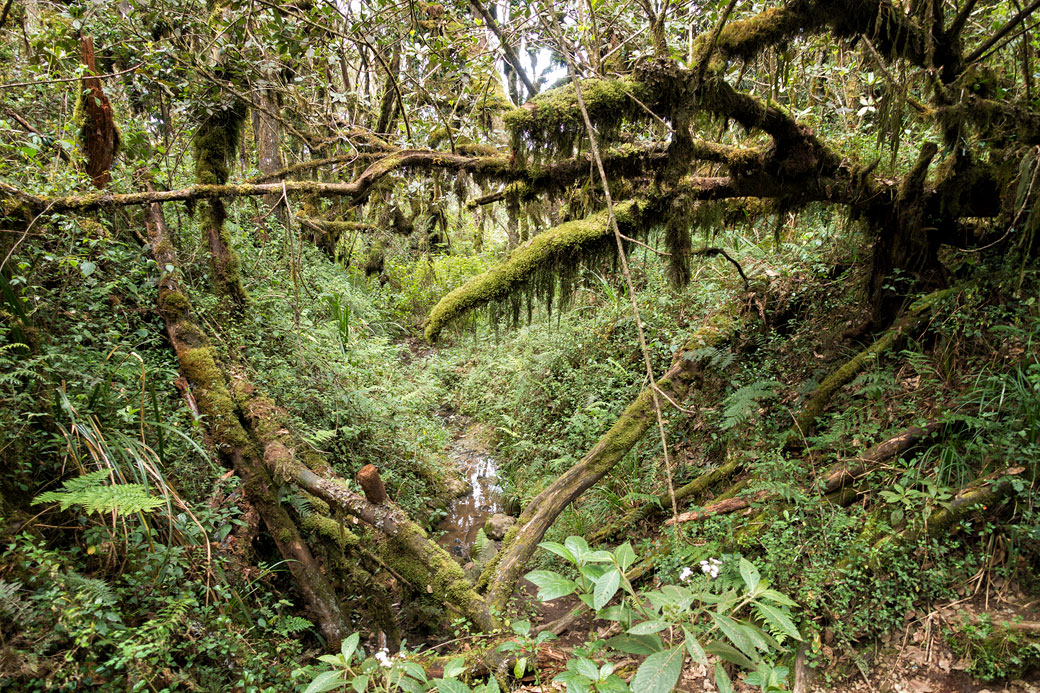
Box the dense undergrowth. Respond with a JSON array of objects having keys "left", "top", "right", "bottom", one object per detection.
[{"left": 3, "top": 194, "right": 1039, "bottom": 689}]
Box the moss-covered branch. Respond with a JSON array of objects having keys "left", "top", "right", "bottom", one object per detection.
[
  {"left": 291, "top": 466, "right": 497, "bottom": 632},
  {"left": 424, "top": 201, "right": 644, "bottom": 341},
  {"left": 2, "top": 149, "right": 511, "bottom": 215},
  {"left": 785, "top": 287, "right": 955, "bottom": 447}
]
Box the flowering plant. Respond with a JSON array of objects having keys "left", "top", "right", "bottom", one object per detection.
[
  {"left": 525, "top": 538, "right": 802, "bottom": 692},
  {"left": 298, "top": 631, "right": 500, "bottom": 693}
]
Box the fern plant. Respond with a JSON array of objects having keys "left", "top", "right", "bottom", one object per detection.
[
  {"left": 720, "top": 380, "right": 779, "bottom": 430},
  {"left": 34, "top": 469, "right": 165, "bottom": 516}
]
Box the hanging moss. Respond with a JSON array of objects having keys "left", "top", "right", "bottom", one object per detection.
[{"left": 424, "top": 200, "right": 644, "bottom": 341}]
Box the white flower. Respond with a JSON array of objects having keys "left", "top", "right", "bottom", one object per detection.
[
  {"left": 700, "top": 558, "right": 722, "bottom": 579},
  {"left": 374, "top": 649, "right": 392, "bottom": 668},
  {"left": 679, "top": 566, "right": 694, "bottom": 582}
]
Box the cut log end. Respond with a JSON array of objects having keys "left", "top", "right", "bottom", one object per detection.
[{"left": 358, "top": 464, "right": 388, "bottom": 505}]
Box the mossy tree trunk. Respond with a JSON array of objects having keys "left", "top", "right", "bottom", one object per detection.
[
  {"left": 143, "top": 194, "right": 352, "bottom": 646},
  {"left": 195, "top": 103, "right": 250, "bottom": 310}
]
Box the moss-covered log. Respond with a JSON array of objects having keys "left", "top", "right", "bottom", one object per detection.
[
  {"left": 481, "top": 305, "right": 742, "bottom": 610},
  {"left": 291, "top": 466, "right": 497, "bottom": 632},
  {"left": 821, "top": 421, "right": 946, "bottom": 494},
  {"left": 144, "top": 194, "right": 352, "bottom": 647},
  {"left": 663, "top": 490, "right": 769, "bottom": 526}
]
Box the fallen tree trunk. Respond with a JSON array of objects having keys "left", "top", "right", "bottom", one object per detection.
[
  {"left": 144, "top": 195, "right": 352, "bottom": 645},
  {"left": 785, "top": 287, "right": 955, "bottom": 447},
  {"left": 821, "top": 421, "right": 946, "bottom": 494},
  {"left": 664, "top": 490, "right": 769, "bottom": 526},
  {"left": 481, "top": 305, "right": 744, "bottom": 610}
]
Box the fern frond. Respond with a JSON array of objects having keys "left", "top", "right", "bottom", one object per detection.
[
  {"left": 720, "top": 381, "right": 779, "bottom": 430},
  {"left": 34, "top": 470, "right": 164, "bottom": 516}
]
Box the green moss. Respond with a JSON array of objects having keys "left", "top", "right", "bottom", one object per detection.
[
  {"left": 425, "top": 200, "right": 643, "bottom": 341},
  {"left": 302, "top": 514, "right": 359, "bottom": 549},
  {"left": 178, "top": 346, "right": 251, "bottom": 449},
  {"left": 195, "top": 102, "right": 247, "bottom": 185},
  {"left": 158, "top": 290, "right": 192, "bottom": 322},
  {"left": 504, "top": 77, "right": 653, "bottom": 160},
  {"left": 379, "top": 523, "right": 494, "bottom": 629}
]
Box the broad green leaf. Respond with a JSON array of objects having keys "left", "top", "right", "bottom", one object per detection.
[
  {"left": 564, "top": 536, "right": 590, "bottom": 561},
  {"left": 395, "top": 675, "right": 425, "bottom": 693},
  {"left": 350, "top": 674, "right": 369, "bottom": 693},
  {"left": 627, "top": 620, "right": 669, "bottom": 635},
  {"left": 606, "top": 633, "right": 665, "bottom": 655},
  {"left": 599, "top": 604, "right": 631, "bottom": 622},
  {"left": 711, "top": 613, "right": 760, "bottom": 662},
  {"left": 586, "top": 549, "right": 614, "bottom": 563},
  {"left": 303, "top": 670, "right": 348, "bottom": 693},
  {"left": 514, "top": 656, "right": 527, "bottom": 679},
  {"left": 538, "top": 541, "right": 576, "bottom": 563},
  {"left": 754, "top": 602, "right": 803, "bottom": 641},
  {"left": 739, "top": 558, "right": 761, "bottom": 594},
  {"left": 593, "top": 568, "right": 621, "bottom": 610},
  {"left": 759, "top": 588, "right": 798, "bottom": 607},
  {"left": 79, "top": 261, "right": 96, "bottom": 277},
  {"left": 682, "top": 626, "right": 708, "bottom": 665},
  {"left": 443, "top": 657, "right": 468, "bottom": 678},
  {"left": 525, "top": 570, "right": 578, "bottom": 600},
  {"left": 704, "top": 640, "right": 756, "bottom": 669},
  {"left": 317, "top": 654, "right": 344, "bottom": 666},
  {"left": 598, "top": 674, "right": 631, "bottom": 693},
  {"left": 434, "top": 678, "right": 471, "bottom": 693},
  {"left": 401, "top": 661, "right": 428, "bottom": 682},
  {"left": 340, "top": 632, "right": 360, "bottom": 662},
  {"left": 553, "top": 669, "right": 593, "bottom": 692},
  {"left": 715, "top": 662, "right": 734, "bottom": 693},
  {"left": 630, "top": 646, "right": 684, "bottom": 693},
  {"left": 614, "top": 542, "right": 636, "bottom": 572},
  {"left": 574, "top": 657, "right": 600, "bottom": 680}
]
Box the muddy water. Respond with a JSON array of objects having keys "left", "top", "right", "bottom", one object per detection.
[{"left": 436, "top": 427, "right": 503, "bottom": 560}]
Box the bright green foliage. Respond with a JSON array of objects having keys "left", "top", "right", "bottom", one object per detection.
[
  {"left": 34, "top": 469, "right": 165, "bottom": 516},
  {"left": 525, "top": 537, "right": 800, "bottom": 693},
  {"left": 296, "top": 630, "right": 503, "bottom": 693}
]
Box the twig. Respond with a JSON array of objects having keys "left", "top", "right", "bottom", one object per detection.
[{"left": 0, "top": 62, "right": 144, "bottom": 89}]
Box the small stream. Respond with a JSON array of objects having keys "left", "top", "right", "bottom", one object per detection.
[{"left": 435, "top": 426, "right": 504, "bottom": 559}]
